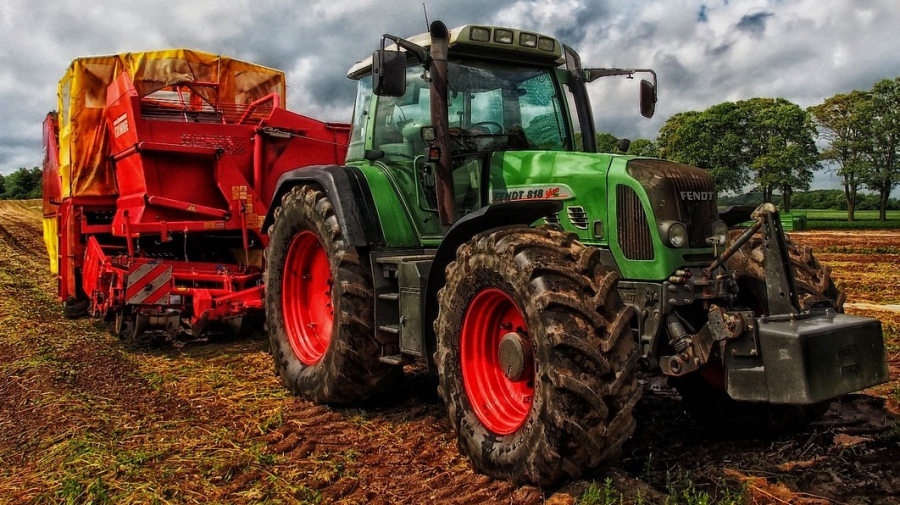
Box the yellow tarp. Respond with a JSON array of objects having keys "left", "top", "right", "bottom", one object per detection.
[
  {"left": 56, "top": 49, "right": 286, "bottom": 198},
  {"left": 43, "top": 217, "right": 58, "bottom": 274}
]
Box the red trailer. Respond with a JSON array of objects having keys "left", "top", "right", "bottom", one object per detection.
[{"left": 43, "top": 50, "right": 349, "bottom": 338}]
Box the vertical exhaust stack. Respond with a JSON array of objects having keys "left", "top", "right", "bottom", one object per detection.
[{"left": 428, "top": 21, "right": 455, "bottom": 226}]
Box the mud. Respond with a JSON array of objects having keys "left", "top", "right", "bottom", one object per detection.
[{"left": 0, "top": 201, "right": 897, "bottom": 503}]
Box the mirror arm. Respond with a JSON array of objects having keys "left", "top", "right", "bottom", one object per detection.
[
  {"left": 586, "top": 68, "right": 656, "bottom": 85},
  {"left": 381, "top": 34, "right": 428, "bottom": 66},
  {"left": 584, "top": 67, "right": 658, "bottom": 105}
]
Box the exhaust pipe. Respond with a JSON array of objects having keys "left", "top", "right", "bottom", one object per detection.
[{"left": 428, "top": 21, "right": 455, "bottom": 226}]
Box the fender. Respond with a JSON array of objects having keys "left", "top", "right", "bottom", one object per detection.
[
  {"left": 421, "top": 199, "right": 564, "bottom": 369},
  {"left": 263, "top": 165, "right": 384, "bottom": 247}
]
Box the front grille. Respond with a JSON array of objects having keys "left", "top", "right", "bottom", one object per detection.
[
  {"left": 626, "top": 160, "right": 718, "bottom": 249},
  {"left": 616, "top": 185, "right": 653, "bottom": 260},
  {"left": 665, "top": 172, "right": 717, "bottom": 248},
  {"left": 566, "top": 206, "right": 589, "bottom": 230}
]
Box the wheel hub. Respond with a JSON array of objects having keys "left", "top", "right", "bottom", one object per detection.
[
  {"left": 460, "top": 288, "right": 534, "bottom": 435},
  {"left": 498, "top": 331, "right": 532, "bottom": 382}
]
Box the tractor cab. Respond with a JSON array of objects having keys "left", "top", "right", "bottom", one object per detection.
[{"left": 346, "top": 25, "right": 592, "bottom": 229}]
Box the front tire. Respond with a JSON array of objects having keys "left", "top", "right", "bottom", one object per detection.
[
  {"left": 435, "top": 227, "right": 640, "bottom": 486},
  {"left": 265, "top": 185, "right": 399, "bottom": 404}
]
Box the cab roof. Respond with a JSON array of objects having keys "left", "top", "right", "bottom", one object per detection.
[{"left": 347, "top": 24, "right": 565, "bottom": 79}]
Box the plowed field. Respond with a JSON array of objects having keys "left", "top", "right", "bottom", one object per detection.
[{"left": 0, "top": 200, "right": 897, "bottom": 504}]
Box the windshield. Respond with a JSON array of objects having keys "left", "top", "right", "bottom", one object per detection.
[
  {"left": 447, "top": 61, "right": 569, "bottom": 151},
  {"left": 366, "top": 60, "right": 570, "bottom": 163}
]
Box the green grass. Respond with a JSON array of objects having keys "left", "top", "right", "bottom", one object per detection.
[
  {"left": 664, "top": 470, "right": 746, "bottom": 505},
  {"left": 793, "top": 209, "right": 900, "bottom": 229},
  {"left": 797, "top": 209, "right": 900, "bottom": 220},
  {"left": 821, "top": 245, "right": 900, "bottom": 254},
  {"left": 577, "top": 478, "right": 629, "bottom": 505}
]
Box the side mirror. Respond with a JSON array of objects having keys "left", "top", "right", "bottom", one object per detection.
[
  {"left": 373, "top": 50, "right": 406, "bottom": 96},
  {"left": 640, "top": 79, "right": 657, "bottom": 118}
]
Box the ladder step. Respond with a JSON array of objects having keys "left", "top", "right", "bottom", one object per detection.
[
  {"left": 378, "top": 324, "right": 400, "bottom": 334},
  {"left": 379, "top": 354, "right": 404, "bottom": 365},
  {"left": 378, "top": 292, "right": 400, "bottom": 301},
  {"left": 375, "top": 254, "right": 434, "bottom": 265}
]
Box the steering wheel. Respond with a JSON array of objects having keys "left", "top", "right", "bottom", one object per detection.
[
  {"left": 386, "top": 105, "right": 408, "bottom": 128},
  {"left": 469, "top": 121, "right": 503, "bottom": 134}
]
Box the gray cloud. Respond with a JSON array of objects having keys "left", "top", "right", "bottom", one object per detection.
[
  {"left": 2, "top": 0, "right": 900, "bottom": 198},
  {"left": 554, "top": 2, "right": 612, "bottom": 46},
  {"left": 736, "top": 11, "right": 773, "bottom": 37}
]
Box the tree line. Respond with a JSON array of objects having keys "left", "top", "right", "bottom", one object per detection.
[
  {"left": 0, "top": 167, "right": 42, "bottom": 200},
  {"left": 597, "top": 77, "right": 900, "bottom": 221},
  {"left": 719, "top": 189, "right": 899, "bottom": 211}
]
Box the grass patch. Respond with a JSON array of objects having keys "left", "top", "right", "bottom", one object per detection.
[
  {"left": 578, "top": 478, "right": 630, "bottom": 505},
  {"left": 794, "top": 209, "right": 900, "bottom": 229},
  {"left": 799, "top": 209, "right": 900, "bottom": 220},
  {"left": 807, "top": 219, "right": 900, "bottom": 230},
  {"left": 822, "top": 245, "right": 900, "bottom": 255},
  {"left": 665, "top": 469, "right": 746, "bottom": 505}
]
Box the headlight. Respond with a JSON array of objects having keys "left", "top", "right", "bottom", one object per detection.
[
  {"left": 669, "top": 223, "right": 687, "bottom": 248},
  {"left": 659, "top": 221, "right": 688, "bottom": 248},
  {"left": 712, "top": 220, "right": 728, "bottom": 246}
]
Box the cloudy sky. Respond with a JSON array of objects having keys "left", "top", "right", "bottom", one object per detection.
[{"left": 2, "top": 0, "right": 898, "bottom": 192}]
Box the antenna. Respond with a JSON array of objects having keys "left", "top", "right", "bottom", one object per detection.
[{"left": 423, "top": 3, "right": 430, "bottom": 32}]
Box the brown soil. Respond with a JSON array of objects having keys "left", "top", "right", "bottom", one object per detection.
[{"left": 0, "top": 201, "right": 897, "bottom": 504}]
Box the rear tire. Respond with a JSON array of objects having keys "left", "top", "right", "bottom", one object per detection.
[
  {"left": 671, "top": 230, "right": 839, "bottom": 433},
  {"left": 435, "top": 227, "right": 640, "bottom": 486},
  {"left": 265, "top": 185, "right": 399, "bottom": 404}
]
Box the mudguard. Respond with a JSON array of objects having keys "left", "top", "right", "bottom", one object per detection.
[{"left": 263, "top": 165, "right": 383, "bottom": 247}]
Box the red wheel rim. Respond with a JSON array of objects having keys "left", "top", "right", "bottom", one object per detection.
[
  {"left": 282, "top": 231, "right": 334, "bottom": 365},
  {"left": 460, "top": 288, "right": 534, "bottom": 435}
]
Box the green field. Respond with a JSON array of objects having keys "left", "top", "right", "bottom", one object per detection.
[{"left": 792, "top": 209, "right": 900, "bottom": 229}]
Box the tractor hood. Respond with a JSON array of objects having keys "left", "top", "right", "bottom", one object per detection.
[{"left": 483, "top": 151, "right": 720, "bottom": 281}]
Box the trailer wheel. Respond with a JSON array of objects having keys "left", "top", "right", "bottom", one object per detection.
[
  {"left": 63, "top": 294, "right": 90, "bottom": 319},
  {"left": 671, "top": 230, "right": 839, "bottom": 434},
  {"left": 265, "top": 185, "right": 399, "bottom": 404},
  {"left": 435, "top": 227, "right": 640, "bottom": 486}
]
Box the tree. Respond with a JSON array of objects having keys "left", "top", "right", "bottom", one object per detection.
[
  {"left": 658, "top": 99, "right": 819, "bottom": 208},
  {"left": 2, "top": 167, "right": 42, "bottom": 199},
  {"left": 626, "top": 138, "right": 659, "bottom": 157},
  {"left": 0, "top": 172, "right": 5, "bottom": 198},
  {"left": 744, "top": 98, "right": 819, "bottom": 212},
  {"left": 595, "top": 132, "right": 620, "bottom": 153},
  {"left": 863, "top": 77, "right": 900, "bottom": 221},
  {"left": 659, "top": 105, "right": 753, "bottom": 193},
  {"left": 808, "top": 90, "right": 872, "bottom": 221}
]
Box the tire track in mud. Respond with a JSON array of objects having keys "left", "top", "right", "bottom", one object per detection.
[{"left": 1, "top": 201, "right": 898, "bottom": 503}]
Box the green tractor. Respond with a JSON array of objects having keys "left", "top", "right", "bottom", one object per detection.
[{"left": 263, "top": 21, "right": 888, "bottom": 485}]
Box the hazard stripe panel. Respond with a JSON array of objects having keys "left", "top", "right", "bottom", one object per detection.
[{"left": 126, "top": 263, "right": 173, "bottom": 305}]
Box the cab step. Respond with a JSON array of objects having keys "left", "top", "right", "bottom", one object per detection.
[{"left": 378, "top": 354, "right": 405, "bottom": 365}]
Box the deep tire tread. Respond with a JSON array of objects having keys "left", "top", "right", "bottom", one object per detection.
[
  {"left": 435, "top": 226, "right": 639, "bottom": 486},
  {"left": 265, "top": 185, "right": 399, "bottom": 404}
]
